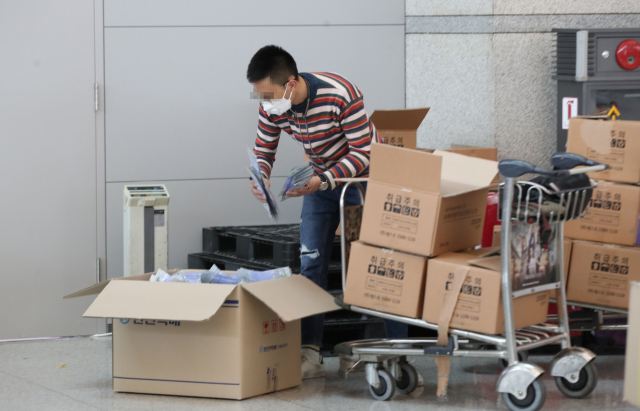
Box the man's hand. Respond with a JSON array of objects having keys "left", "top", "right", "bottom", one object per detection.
[
  {"left": 250, "top": 178, "right": 270, "bottom": 203},
  {"left": 286, "top": 176, "right": 322, "bottom": 198}
]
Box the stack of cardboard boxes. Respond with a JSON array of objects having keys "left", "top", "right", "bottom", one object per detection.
[
  {"left": 343, "top": 139, "right": 551, "bottom": 335},
  {"left": 563, "top": 117, "right": 640, "bottom": 310}
]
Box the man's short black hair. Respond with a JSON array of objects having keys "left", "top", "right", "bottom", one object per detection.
[{"left": 247, "top": 45, "right": 298, "bottom": 85}]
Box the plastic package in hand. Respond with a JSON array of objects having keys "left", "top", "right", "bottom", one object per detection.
[
  {"left": 280, "top": 164, "right": 315, "bottom": 201},
  {"left": 247, "top": 147, "right": 279, "bottom": 220}
]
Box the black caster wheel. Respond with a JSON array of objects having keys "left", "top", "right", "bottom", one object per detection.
[
  {"left": 555, "top": 361, "right": 598, "bottom": 398},
  {"left": 369, "top": 369, "right": 396, "bottom": 401},
  {"left": 500, "top": 351, "right": 529, "bottom": 370},
  {"left": 502, "top": 378, "right": 546, "bottom": 411},
  {"left": 395, "top": 363, "right": 418, "bottom": 395}
]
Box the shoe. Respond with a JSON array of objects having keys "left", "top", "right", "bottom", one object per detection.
[
  {"left": 417, "top": 372, "right": 424, "bottom": 387},
  {"left": 301, "top": 347, "right": 326, "bottom": 380}
]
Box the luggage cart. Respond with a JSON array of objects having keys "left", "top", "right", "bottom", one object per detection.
[
  {"left": 548, "top": 301, "right": 628, "bottom": 332},
  {"left": 333, "top": 153, "right": 608, "bottom": 410}
]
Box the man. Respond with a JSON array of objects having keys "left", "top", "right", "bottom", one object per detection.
[{"left": 247, "top": 45, "right": 408, "bottom": 379}]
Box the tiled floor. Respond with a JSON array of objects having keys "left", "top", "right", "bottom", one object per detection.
[{"left": 0, "top": 336, "right": 632, "bottom": 410}]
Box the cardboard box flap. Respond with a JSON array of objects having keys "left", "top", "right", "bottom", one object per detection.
[
  {"left": 370, "top": 108, "right": 430, "bottom": 131},
  {"left": 468, "top": 255, "right": 501, "bottom": 272},
  {"left": 63, "top": 273, "right": 153, "bottom": 299},
  {"left": 434, "top": 150, "right": 499, "bottom": 193},
  {"left": 448, "top": 147, "right": 498, "bottom": 161},
  {"left": 82, "top": 281, "right": 237, "bottom": 321},
  {"left": 370, "top": 143, "right": 442, "bottom": 193},
  {"left": 241, "top": 275, "right": 340, "bottom": 322},
  {"left": 468, "top": 246, "right": 501, "bottom": 259},
  {"left": 64, "top": 279, "right": 112, "bottom": 299}
]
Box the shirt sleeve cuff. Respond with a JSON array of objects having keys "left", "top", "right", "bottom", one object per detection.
[{"left": 322, "top": 172, "right": 337, "bottom": 190}]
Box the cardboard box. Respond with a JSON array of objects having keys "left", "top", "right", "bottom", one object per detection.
[
  {"left": 422, "top": 249, "right": 550, "bottom": 335},
  {"left": 344, "top": 241, "right": 428, "bottom": 318},
  {"left": 566, "top": 117, "right": 640, "bottom": 184},
  {"left": 359, "top": 144, "right": 498, "bottom": 257},
  {"left": 449, "top": 146, "right": 498, "bottom": 162},
  {"left": 564, "top": 181, "right": 640, "bottom": 246},
  {"left": 65, "top": 271, "right": 338, "bottom": 400},
  {"left": 624, "top": 281, "right": 640, "bottom": 406},
  {"left": 419, "top": 147, "right": 499, "bottom": 185},
  {"left": 567, "top": 241, "right": 640, "bottom": 309},
  {"left": 370, "top": 108, "right": 430, "bottom": 150}
]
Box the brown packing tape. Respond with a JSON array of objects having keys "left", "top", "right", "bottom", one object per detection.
[
  {"left": 435, "top": 356, "right": 451, "bottom": 398},
  {"left": 437, "top": 266, "right": 470, "bottom": 345},
  {"left": 434, "top": 265, "right": 470, "bottom": 398}
]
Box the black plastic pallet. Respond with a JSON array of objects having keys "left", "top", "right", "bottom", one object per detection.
[
  {"left": 189, "top": 252, "right": 277, "bottom": 272},
  {"left": 190, "top": 250, "right": 341, "bottom": 274},
  {"left": 202, "top": 225, "right": 342, "bottom": 270}
]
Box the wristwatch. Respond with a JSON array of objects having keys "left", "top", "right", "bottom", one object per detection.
[{"left": 318, "top": 174, "right": 329, "bottom": 191}]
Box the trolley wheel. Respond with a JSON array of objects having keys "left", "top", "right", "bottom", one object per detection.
[
  {"left": 502, "top": 378, "right": 546, "bottom": 411},
  {"left": 554, "top": 361, "right": 598, "bottom": 398},
  {"left": 499, "top": 351, "right": 529, "bottom": 370},
  {"left": 394, "top": 363, "right": 419, "bottom": 395},
  {"left": 369, "top": 369, "right": 396, "bottom": 401}
]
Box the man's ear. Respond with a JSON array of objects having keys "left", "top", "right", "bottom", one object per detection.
[{"left": 284, "top": 79, "right": 297, "bottom": 97}]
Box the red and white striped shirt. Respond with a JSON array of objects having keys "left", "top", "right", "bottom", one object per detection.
[{"left": 254, "top": 72, "right": 379, "bottom": 189}]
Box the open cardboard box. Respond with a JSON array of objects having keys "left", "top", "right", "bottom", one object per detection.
[
  {"left": 65, "top": 270, "right": 339, "bottom": 400},
  {"left": 419, "top": 146, "right": 499, "bottom": 185},
  {"left": 359, "top": 144, "right": 498, "bottom": 257},
  {"left": 370, "top": 108, "right": 430, "bottom": 149}
]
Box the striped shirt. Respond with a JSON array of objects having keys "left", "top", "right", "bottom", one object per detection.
[{"left": 253, "top": 72, "right": 379, "bottom": 189}]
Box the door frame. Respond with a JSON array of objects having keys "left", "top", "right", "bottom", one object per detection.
[{"left": 95, "top": 0, "right": 108, "bottom": 332}]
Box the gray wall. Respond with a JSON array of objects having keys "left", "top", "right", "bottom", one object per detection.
[
  {"left": 0, "top": 1, "right": 101, "bottom": 339},
  {"left": 406, "top": 0, "right": 640, "bottom": 167},
  {"left": 103, "top": 0, "right": 406, "bottom": 278}
]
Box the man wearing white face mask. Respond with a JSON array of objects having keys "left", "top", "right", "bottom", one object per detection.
[{"left": 247, "top": 45, "right": 409, "bottom": 380}]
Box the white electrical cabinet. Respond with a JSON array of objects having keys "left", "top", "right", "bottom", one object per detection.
[{"left": 123, "top": 185, "right": 170, "bottom": 277}]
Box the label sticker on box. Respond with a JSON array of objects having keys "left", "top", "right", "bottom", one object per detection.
[{"left": 365, "top": 277, "right": 403, "bottom": 296}]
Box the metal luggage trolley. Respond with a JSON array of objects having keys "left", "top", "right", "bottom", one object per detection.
[
  {"left": 333, "top": 153, "right": 608, "bottom": 411},
  {"left": 547, "top": 300, "right": 628, "bottom": 333}
]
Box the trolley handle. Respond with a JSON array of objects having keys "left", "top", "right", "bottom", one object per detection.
[
  {"left": 550, "top": 153, "right": 607, "bottom": 171},
  {"left": 498, "top": 155, "right": 608, "bottom": 179}
]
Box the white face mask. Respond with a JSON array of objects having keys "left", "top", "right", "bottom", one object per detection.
[{"left": 261, "top": 83, "right": 293, "bottom": 116}]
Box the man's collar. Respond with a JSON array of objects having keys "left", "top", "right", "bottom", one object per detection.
[{"left": 291, "top": 72, "right": 317, "bottom": 112}]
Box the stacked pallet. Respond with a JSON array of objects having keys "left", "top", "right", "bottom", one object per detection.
[{"left": 188, "top": 224, "right": 386, "bottom": 355}]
